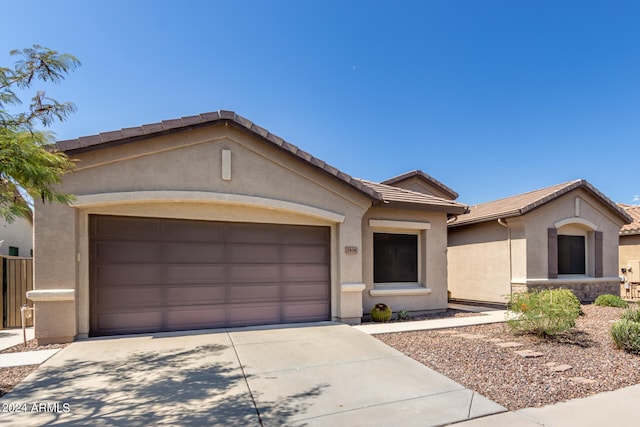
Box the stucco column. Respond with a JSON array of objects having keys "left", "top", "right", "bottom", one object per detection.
[
  {"left": 29, "top": 202, "right": 77, "bottom": 344},
  {"left": 337, "top": 217, "right": 366, "bottom": 324}
]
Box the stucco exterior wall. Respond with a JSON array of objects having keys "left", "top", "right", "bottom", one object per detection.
[
  {"left": 620, "top": 234, "right": 640, "bottom": 283},
  {"left": 447, "top": 221, "right": 512, "bottom": 304},
  {"left": 448, "top": 188, "right": 626, "bottom": 305},
  {"left": 522, "top": 189, "right": 624, "bottom": 280},
  {"left": 33, "top": 124, "right": 375, "bottom": 342},
  {"left": 361, "top": 206, "right": 450, "bottom": 313},
  {"left": 0, "top": 216, "right": 33, "bottom": 257}
]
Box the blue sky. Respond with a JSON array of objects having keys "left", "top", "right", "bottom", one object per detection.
[{"left": 3, "top": 0, "right": 640, "bottom": 205}]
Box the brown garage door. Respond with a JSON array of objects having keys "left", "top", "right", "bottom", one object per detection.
[{"left": 90, "top": 215, "right": 330, "bottom": 336}]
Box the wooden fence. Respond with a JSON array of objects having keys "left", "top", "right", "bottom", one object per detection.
[{"left": 1, "top": 256, "right": 34, "bottom": 328}]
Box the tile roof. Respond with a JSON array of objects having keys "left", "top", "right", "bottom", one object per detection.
[
  {"left": 449, "top": 179, "right": 633, "bottom": 228},
  {"left": 356, "top": 179, "right": 468, "bottom": 214},
  {"left": 382, "top": 170, "right": 459, "bottom": 200},
  {"left": 55, "top": 110, "right": 382, "bottom": 201},
  {"left": 620, "top": 204, "right": 640, "bottom": 235}
]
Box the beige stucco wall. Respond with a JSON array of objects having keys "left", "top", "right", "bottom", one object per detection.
[
  {"left": 448, "top": 189, "right": 626, "bottom": 304},
  {"left": 33, "top": 124, "right": 375, "bottom": 342},
  {"left": 361, "top": 206, "right": 450, "bottom": 313},
  {"left": 521, "top": 189, "right": 624, "bottom": 280},
  {"left": 0, "top": 216, "right": 33, "bottom": 257},
  {"left": 447, "top": 221, "right": 513, "bottom": 304},
  {"left": 620, "top": 234, "right": 640, "bottom": 283}
]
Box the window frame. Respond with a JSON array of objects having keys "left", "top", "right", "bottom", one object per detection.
[{"left": 373, "top": 232, "right": 419, "bottom": 284}]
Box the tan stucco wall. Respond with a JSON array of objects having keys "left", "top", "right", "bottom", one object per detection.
[
  {"left": 447, "top": 221, "right": 513, "bottom": 304},
  {"left": 620, "top": 234, "right": 640, "bottom": 283},
  {"left": 0, "top": 216, "right": 33, "bottom": 256},
  {"left": 448, "top": 189, "right": 626, "bottom": 304},
  {"left": 34, "top": 125, "right": 375, "bottom": 341},
  {"left": 522, "top": 189, "right": 624, "bottom": 279},
  {"left": 361, "top": 206, "right": 450, "bottom": 313}
]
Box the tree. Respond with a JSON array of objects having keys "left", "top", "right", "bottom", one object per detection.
[{"left": 0, "top": 45, "right": 80, "bottom": 221}]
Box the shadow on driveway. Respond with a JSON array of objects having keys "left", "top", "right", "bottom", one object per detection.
[{"left": 0, "top": 332, "right": 326, "bottom": 426}]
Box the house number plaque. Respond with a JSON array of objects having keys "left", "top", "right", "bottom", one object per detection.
[{"left": 345, "top": 246, "right": 358, "bottom": 255}]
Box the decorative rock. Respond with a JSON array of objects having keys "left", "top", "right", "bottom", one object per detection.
[
  {"left": 437, "top": 331, "right": 461, "bottom": 335},
  {"left": 514, "top": 349, "right": 544, "bottom": 358},
  {"left": 485, "top": 338, "right": 504, "bottom": 343},
  {"left": 496, "top": 342, "right": 523, "bottom": 348},
  {"left": 458, "top": 334, "right": 487, "bottom": 340},
  {"left": 550, "top": 364, "right": 573, "bottom": 372},
  {"left": 569, "top": 377, "right": 597, "bottom": 385}
]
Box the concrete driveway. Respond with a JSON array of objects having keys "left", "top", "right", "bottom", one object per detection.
[{"left": 0, "top": 322, "right": 505, "bottom": 426}]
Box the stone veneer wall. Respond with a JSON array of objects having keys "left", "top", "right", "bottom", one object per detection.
[{"left": 511, "top": 281, "right": 620, "bottom": 303}]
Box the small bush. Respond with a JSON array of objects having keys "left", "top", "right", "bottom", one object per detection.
[
  {"left": 621, "top": 307, "right": 640, "bottom": 323},
  {"left": 610, "top": 319, "right": 640, "bottom": 354},
  {"left": 506, "top": 289, "right": 581, "bottom": 337},
  {"left": 397, "top": 309, "right": 410, "bottom": 321},
  {"left": 594, "top": 294, "right": 628, "bottom": 308}
]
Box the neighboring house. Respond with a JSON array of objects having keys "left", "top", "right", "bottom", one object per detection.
[
  {"left": 447, "top": 180, "right": 632, "bottom": 305},
  {"left": 0, "top": 215, "right": 33, "bottom": 257},
  {"left": 619, "top": 204, "right": 640, "bottom": 291},
  {"left": 30, "top": 110, "right": 467, "bottom": 344}
]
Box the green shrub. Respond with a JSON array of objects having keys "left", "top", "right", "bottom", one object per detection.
[
  {"left": 506, "top": 289, "right": 582, "bottom": 337},
  {"left": 610, "top": 319, "right": 640, "bottom": 354},
  {"left": 621, "top": 307, "right": 640, "bottom": 323},
  {"left": 397, "top": 309, "right": 410, "bottom": 321},
  {"left": 594, "top": 294, "right": 628, "bottom": 308}
]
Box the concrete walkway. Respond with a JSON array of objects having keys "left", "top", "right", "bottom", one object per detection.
[
  {"left": 0, "top": 327, "right": 61, "bottom": 368},
  {"left": 355, "top": 303, "right": 507, "bottom": 335},
  {"left": 0, "top": 322, "right": 505, "bottom": 426}
]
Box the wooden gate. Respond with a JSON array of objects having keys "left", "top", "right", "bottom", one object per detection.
[{"left": 1, "top": 256, "right": 34, "bottom": 328}]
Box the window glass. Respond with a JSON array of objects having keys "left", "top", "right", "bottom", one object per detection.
[
  {"left": 373, "top": 233, "right": 418, "bottom": 283},
  {"left": 8, "top": 246, "right": 19, "bottom": 256},
  {"left": 558, "top": 235, "right": 585, "bottom": 274}
]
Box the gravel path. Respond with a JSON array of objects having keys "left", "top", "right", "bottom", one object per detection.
[{"left": 376, "top": 304, "right": 640, "bottom": 410}]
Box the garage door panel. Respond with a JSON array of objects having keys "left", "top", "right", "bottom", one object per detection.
[
  {"left": 166, "top": 285, "right": 226, "bottom": 305},
  {"left": 284, "top": 302, "right": 330, "bottom": 322},
  {"left": 97, "top": 287, "right": 164, "bottom": 308},
  {"left": 95, "top": 265, "right": 163, "bottom": 286},
  {"left": 163, "top": 220, "right": 225, "bottom": 242},
  {"left": 90, "top": 215, "right": 330, "bottom": 336},
  {"left": 166, "top": 306, "right": 227, "bottom": 330},
  {"left": 282, "top": 245, "right": 329, "bottom": 263},
  {"left": 227, "top": 303, "right": 281, "bottom": 326},
  {"left": 281, "top": 226, "right": 329, "bottom": 244},
  {"left": 166, "top": 265, "right": 226, "bottom": 284},
  {"left": 95, "top": 241, "right": 161, "bottom": 263},
  {"left": 226, "top": 244, "right": 280, "bottom": 263},
  {"left": 163, "top": 242, "right": 226, "bottom": 263},
  {"left": 282, "top": 282, "right": 330, "bottom": 300},
  {"left": 228, "top": 284, "right": 280, "bottom": 303},
  {"left": 97, "top": 310, "right": 163, "bottom": 334},
  {"left": 226, "top": 224, "right": 280, "bottom": 244},
  {"left": 93, "top": 216, "right": 160, "bottom": 240},
  {"left": 282, "top": 264, "right": 330, "bottom": 282},
  {"left": 228, "top": 264, "right": 280, "bottom": 282}
]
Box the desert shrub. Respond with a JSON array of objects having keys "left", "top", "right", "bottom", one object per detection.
[
  {"left": 506, "top": 289, "right": 582, "bottom": 337},
  {"left": 621, "top": 307, "right": 640, "bottom": 323},
  {"left": 610, "top": 319, "right": 640, "bottom": 354},
  {"left": 594, "top": 294, "right": 628, "bottom": 308}
]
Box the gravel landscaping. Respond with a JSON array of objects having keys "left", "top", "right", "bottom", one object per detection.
[
  {"left": 0, "top": 340, "right": 68, "bottom": 398},
  {"left": 376, "top": 304, "right": 640, "bottom": 410}
]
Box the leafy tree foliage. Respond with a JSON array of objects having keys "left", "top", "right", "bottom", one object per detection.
[{"left": 0, "top": 45, "right": 80, "bottom": 221}]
